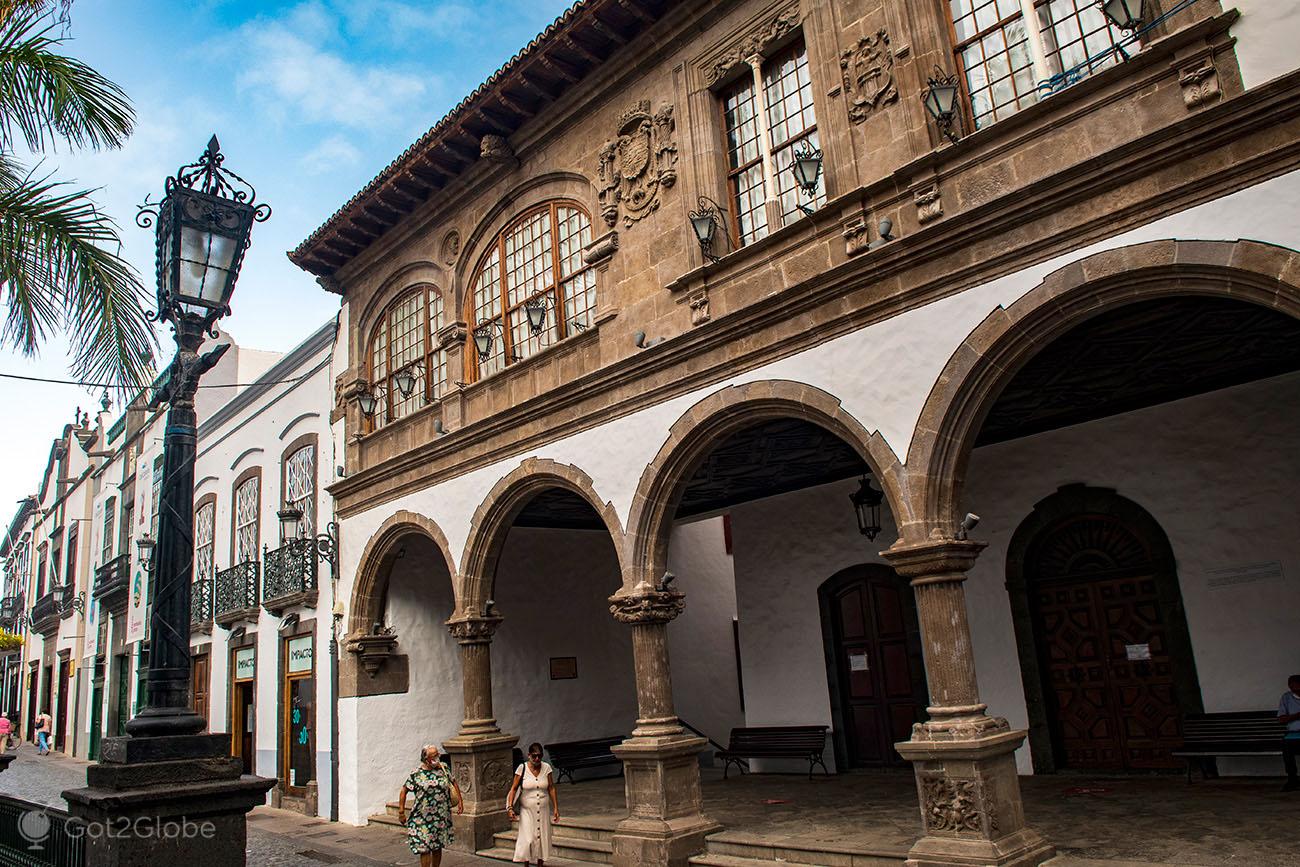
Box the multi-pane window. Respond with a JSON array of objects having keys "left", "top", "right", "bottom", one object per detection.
[
  {"left": 64, "top": 526, "right": 77, "bottom": 587},
  {"left": 194, "top": 502, "right": 215, "bottom": 583},
  {"left": 950, "top": 0, "right": 1127, "bottom": 130},
  {"left": 101, "top": 497, "right": 116, "bottom": 565},
  {"left": 119, "top": 498, "right": 133, "bottom": 555},
  {"left": 233, "top": 477, "right": 259, "bottom": 565},
  {"left": 284, "top": 446, "right": 315, "bottom": 538},
  {"left": 367, "top": 284, "right": 448, "bottom": 427},
  {"left": 150, "top": 456, "right": 164, "bottom": 535},
  {"left": 469, "top": 202, "right": 594, "bottom": 378},
  {"left": 720, "top": 38, "right": 824, "bottom": 248},
  {"left": 35, "top": 544, "right": 47, "bottom": 598}
]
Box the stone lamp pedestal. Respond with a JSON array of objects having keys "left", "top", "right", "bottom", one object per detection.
[{"left": 62, "top": 733, "right": 274, "bottom": 867}]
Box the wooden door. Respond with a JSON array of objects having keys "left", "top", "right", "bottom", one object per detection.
[
  {"left": 1032, "top": 516, "right": 1182, "bottom": 770},
  {"left": 113, "top": 655, "right": 130, "bottom": 736},
  {"left": 191, "top": 654, "right": 209, "bottom": 724},
  {"left": 233, "top": 682, "right": 254, "bottom": 775},
  {"left": 824, "top": 565, "right": 925, "bottom": 767},
  {"left": 54, "top": 660, "right": 69, "bottom": 753},
  {"left": 283, "top": 674, "right": 315, "bottom": 792}
]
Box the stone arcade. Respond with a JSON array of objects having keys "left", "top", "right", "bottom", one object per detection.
[{"left": 289, "top": 1, "right": 1300, "bottom": 865}]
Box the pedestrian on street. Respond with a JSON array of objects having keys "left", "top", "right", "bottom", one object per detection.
[
  {"left": 0, "top": 713, "right": 12, "bottom": 753},
  {"left": 1278, "top": 674, "right": 1300, "bottom": 791},
  {"left": 34, "top": 711, "right": 51, "bottom": 755},
  {"left": 506, "top": 742, "right": 559, "bottom": 866},
  {"left": 397, "top": 744, "right": 462, "bottom": 867}
]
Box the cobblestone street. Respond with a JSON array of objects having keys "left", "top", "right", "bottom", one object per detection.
[{"left": 0, "top": 746, "right": 498, "bottom": 867}]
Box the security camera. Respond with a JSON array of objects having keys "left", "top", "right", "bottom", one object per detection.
[{"left": 957, "top": 513, "right": 980, "bottom": 540}]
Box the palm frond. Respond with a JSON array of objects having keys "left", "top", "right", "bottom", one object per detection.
[
  {"left": 0, "top": 166, "right": 156, "bottom": 389},
  {"left": 0, "top": 7, "right": 133, "bottom": 152}
]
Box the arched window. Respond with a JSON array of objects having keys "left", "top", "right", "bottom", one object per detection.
[
  {"left": 468, "top": 201, "right": 594, "bottom": 378},
  {"left": 367, "top": 284, "right": 447, "bottom": 426}
]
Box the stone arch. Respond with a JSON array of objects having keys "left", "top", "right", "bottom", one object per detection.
[
  {"left": 355, "top": 260, "right": 445, "bottom": 346},
  {"left": 1004, "top": 484, "right": 1201, "bottom": 773},
  {"left": 458, "top": 457, "right": 625, "bottom": 613},
  {"left": 907, "top": 239, "right": 1300, "bottom": 538},
  {"left": 349, "top": 509, "right": 457, "bottom": 639},
  {"left": 626, "top": 380, "right": 911, "bottom": 591}
]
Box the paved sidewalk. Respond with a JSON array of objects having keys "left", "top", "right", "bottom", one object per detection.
[{"left": 0, "top": 745, "right": 495, "bottom": 867}]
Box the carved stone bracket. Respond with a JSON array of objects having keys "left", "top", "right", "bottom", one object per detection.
[
  {"left": 597, "top": 101, "right": 678, "bottom": 228},
  {"left": 884, "top": 537, "right": 986, "bottom": 582},
  {"left": 480, "top": 134, "right": 517, "bottom": 168},
  {"left": 582, "top": 229, "right": 619, "bottom": 267},
  {"left": 345, "top": 628, "right": 400, "bottom": 678},
  {"left": 842, "top": 214, "right": 870, "bottom": 256},
  {"left": 609, "top": 580, "right": 685, "bottom": 625},
  {"left": 436, "top": 321, "right": 468, "bottom": 349},
  {"left": 919, "top": 774, "right": 999, "bottom": 836},
  {"left": 1178, "top": 59, "right": 1220, "bottom": 110},
  {"left": 914, "top": 183, "right": 944, "bottom": 225},
  {"left": 447, "top": 614, "right": 504, "bottom": 645},
  {"left": 704, "top": 6, "right": 801, "bottom": 86},
  {"left": 841, "top": 29, "right": 898, "bottom": 122},
  {"left": 688, "top": 289, "right": 710, "bottom": 326}
]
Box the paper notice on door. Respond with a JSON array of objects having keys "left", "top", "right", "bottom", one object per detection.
[
  {"left": 849, "top": 653, "right": 869, "bottom": 671},
  {"left": 1125, "top": 643, "right": 1151, "bottom": 661}
]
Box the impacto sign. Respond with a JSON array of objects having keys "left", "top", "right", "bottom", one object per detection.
[
  {"left": 234, "top": 647, "right": 255, "bottom": 681},
  {"left": 287, "top": 636, "right": 313, "bottom": 674}
]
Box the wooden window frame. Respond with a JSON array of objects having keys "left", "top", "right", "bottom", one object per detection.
[
  {"left": 279, "top": 624, "right": 316, "bottom": 796},
  {"left": 101, "top": 497, "right": 116, "bottom": 566},
  {"left": 193, "top": 493, "right": 217, "bottom": 584},
  {"left": 279, "top": 434, "right": 318, "bottom": 540},
  {"left": 230, "top": 467, "right": 262, "bottom": 568},
  {"left": 464, "top": 200, "right": 596, "bottom": 382},
  {"left": 365, "top": 284, "right": 448, "bottom": 429}
]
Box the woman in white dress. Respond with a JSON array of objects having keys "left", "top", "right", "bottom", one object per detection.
[{"left": 506, "top": 742, "right": 559, "bottom": 865}]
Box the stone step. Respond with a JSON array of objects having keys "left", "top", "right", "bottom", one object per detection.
[
  {"left": 491, "top": 828, "right": 614, "bottom": 864},
  {"left": 698, "top": 833, "right": 906, "bottom": 867},
  {"left": 477, "top": 846, "right": 587, "bottom": 866},
  {"left": 368, "top": 810, "right": 402, "bottom": 828}
]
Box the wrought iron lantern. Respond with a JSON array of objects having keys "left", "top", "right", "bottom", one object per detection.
[
  {"left": 277, "top": 505, "right": 305, "bottom": 543},
  {"left": 1100, "top": 0, "right": 1144, "bottom": 31},
  {"left": 393, "top": 367, "right": 417, "bottom": 399},
  {"left": 849, "top": 475, "right": 883, "bottom": 541},
  {"left": 922, "top": 67, "right": 962, "bottom": 144},
  {"left": 136, "top": 532, "right": 156, "bottom": 574},
  {"left": 524, "top": 296, "right": 548, "bottom": 335},
  {"left": 356, "top": 389, "right": 379, "bottom": 419},
  {"left": 138, "top": 135, "right": 270, "bottom": 328},
  {"left": 790, "top": 140, "right": 823, "bottom": 214},
  {"left": 0, "top": 596, "right": 16, "bottom": 622},
  {"left": 473, "top": 320, "right": 502, "bottom": 365},
  {"left": 52, "top": 583, "right": 84, "bottom": 615},
  {"left": 689, "top": 196, "right": 731, "bottom": 264}
]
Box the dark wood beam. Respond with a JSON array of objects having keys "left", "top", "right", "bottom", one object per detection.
[
  {"left": 616, "top": 0, "right": 654, "bottom": 25},
  {"left": 516, "top": 70, "right": 558, "bottom": 102},
  {"left": 378, "top": 184, "right": 422, "bottom": 211},
  {"left": 441, "top": 136, "right": 480, "bottom": 162},
  {"left": 494, "top": 89, "right": 536, "bottom": 119},
  {"left": 537, "top": 52, "right": 581, "bottom": 83},
  {"left": 588, "top": 13, "right": 630, "bottom": 46},
  {"left": 475, "top": 106, "right": 516, "bottom": 134},
  {"left": 395, "top": 170, "right": 433, "bottom": 198},
  {"left": 322, "top": 236, "right": 361, "bottom": 257},
  {"left": 563, "top": 32, "right": 603, "bottom": 65},
  {"left": 409, "top": 160, "right": 450, "bottom": 188},
  {"left": 351, "top": 213, "right": 387, "bottom": 235},
  {"left": 337, "top": 226, "right": 375, "bottom": 247},
  {"left": 361, "top": 201, "right": 401, "bottom": 225},
  {"left": 315, "top": 248, "right": 348, "bottom": 267}
]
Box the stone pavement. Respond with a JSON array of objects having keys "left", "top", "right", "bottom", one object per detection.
[{"left": 0, "top": 744, "right": 491, "bottom": 867}]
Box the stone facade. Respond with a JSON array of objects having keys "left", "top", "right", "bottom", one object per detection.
[{"left": 291, "top": 1, "right": 1300, "bottom": 865}]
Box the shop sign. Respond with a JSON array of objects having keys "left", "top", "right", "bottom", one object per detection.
[
  {"left": 287, "top": 636, "right": 313, "bottom": 674},
  {"left": 235, "top": 647, "right": 256, "bottom": 681}
]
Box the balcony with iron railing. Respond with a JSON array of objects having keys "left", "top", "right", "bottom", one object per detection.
[
  {"left": 93, "top": 553, "right": 130, "bottom": 612},
  {"left": 30, "top": 591, "right": 59, "bottom": 634},
  {"left": 261, "top": 539, "right": 318, "bottom": 615},
  {"left": 191, "top": 577, "right": 213, "bottom": 634},
  {"left": 213, "top": 561, "right": 259, "bottom": 628}
]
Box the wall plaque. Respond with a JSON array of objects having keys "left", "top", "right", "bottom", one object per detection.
[{"left": 549, "top": 657, "right": 577, "bottom": 680}]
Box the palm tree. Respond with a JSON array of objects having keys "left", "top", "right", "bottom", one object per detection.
[{"left": 0, "top": 5, "right": 155, "bottom": 391}]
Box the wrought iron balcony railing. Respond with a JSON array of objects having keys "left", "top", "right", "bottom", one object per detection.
[
  {"left": 261, "top": 539, "right": 318, "bottom": 615},
  {"left": 214, "top": 561, "right": 259, "bottom": 627},
  {"left": 191, "top": 577, "right": 213, "bottom": 633},
  {"left": 93, "top": 553, "right": 130, "bottom": 609},
  {"left": 30, "top": 592, "right": 59, "bottom": 634}
]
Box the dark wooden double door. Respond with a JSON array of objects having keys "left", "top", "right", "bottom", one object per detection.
[
  {"left": 823, "top": 565, "right": 927, "bottom": 768},
  {"left": 1031, "top": 518, "right": 1183, "bottom": 770}
]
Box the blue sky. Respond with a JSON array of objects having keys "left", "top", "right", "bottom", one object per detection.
[{"left": 0, "top": 0, "right": 575, "bottom": 515}]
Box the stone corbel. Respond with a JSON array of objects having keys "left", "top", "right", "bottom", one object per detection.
[
  {"left": 609, "top": 579, "right": 685, "bottom": 625},
  {"left": 346, "top": 627, "right": 400, "bottom": 678},
  {"left": 913, "top": 182, "right": 944, "bottom": 225},
  {"left": 436, "top": 321, "right": 468, "bottom": 350},
  {"left": 842, "top": 213, "right": 870, "bottom": 256},
  {"left": 688, "top": 288, "right": 710, "bottom": 326},
  {"left": 582, "top": 229, "right": 619, "bottom": 268},
  {"left": 1177, "top": 56, "right": 1220, "bottom": 110},
  {"left": 479, "top": 134, "right": 518, "bottom": 169}
]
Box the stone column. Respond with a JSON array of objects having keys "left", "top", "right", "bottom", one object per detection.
[
  {"left": 609, "top": 580, "right": 718, "bottom": 867},
  {"left": 442, "top": 614, "right": 517, "bottom": 853},
  {"left": 881, "top": 540, "right": 1054, "bottom": 867}
]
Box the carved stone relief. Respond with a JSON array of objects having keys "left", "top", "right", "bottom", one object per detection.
[
  {"left": 914, "top": 184, "right": 943, "bottom": 224},
  {"left": 1179, "top": 60, "right": 1220, "bottom": 110},
  {"left": 440, "top": 230, "right": 461, "bottom": 266},
  {"left": 842, "top": 215, "right": 870, "bottom": 257},
  {"left": 841, "top": 29, "right": 898, "bottom": 122},
  {"left": 704, "top": 6, "right": 802, "bottom": 86},
  {"left": 597, "top": 100, "right": 678, "bottom": 228},
  {"left": 454, "top": 760, "right": 474, "bottom": 795},
  {"left": 919, "top": 775, "right": 998, "bottom": 835},
  {"left": 479, "top": 134, "right": 517, "bottom": 168},
  {"left": 688, "top": 289, "right": 710, "bottom": 326},
  {"left": 609, "top": 580, "right": 686, "bottom": 625},
  {"left": 480, "top": 758, "right": 513, "bottom": 798}
]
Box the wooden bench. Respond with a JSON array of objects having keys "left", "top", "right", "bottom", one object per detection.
[
  {"left": 715, "top": 725, "right": 829, "bottom": 779},
  {"left": 1171, "top": 711, "right": 1284, "bottom": 782},
  {"left": 546, "top": 737, "right": 624, "bottom": 784}
]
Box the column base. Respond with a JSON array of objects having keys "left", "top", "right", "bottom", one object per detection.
[
  {"left": 896, "top": 720, "right": 1054, "bottom": 867},
  {"left": 61, "top": 734, "right": 275, "bottom": 867},
  {"left": 443, "top": 731, "right": 518, "bottom": 853},
  {"left": 611, "top": 734, "right": 719, "bottom": 867}
]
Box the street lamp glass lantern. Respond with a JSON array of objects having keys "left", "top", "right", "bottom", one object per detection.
[
  {"left": 473, "top": 322, "right": 495, "bottom": 360},
  {"left": 923, "top": 74, "right": 960, "bottom": 124},
  {"left": 848, "top": 475, "right": 884, "bottom": 541},
  {"left": 278, "top": 505, "right": 304, "bottom": 543},
  {"left": 690, "top": 211, "right": 716, "bottom": 246},
  {"left": 136, "top": 533, "right": 155, "bottom": 573},
  {"left": 1101, "top": 0, "right": 1144, "bottom": 30},
  {"left": 357, "top": 390, "right": 379, "bottom": 419},
  {"left": 790, "top": 141, "right": 823, "bottom": 196},
  {"left": 393, "top": 367, "right": 416, "bottom": 399},
  {"left": 524, "top": 296, "right": 547, "bottom": 334}
]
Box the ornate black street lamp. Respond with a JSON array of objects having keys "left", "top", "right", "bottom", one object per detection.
[
  {"left": 524, "top": 296, "right": 548, "bottom": 335},
  {"left": 922, "top": 66, "right": 963, "bottom": 144},
  {"left": 689, "top": 195, "right": 733, "bottom": 264},
  {"left": 849, "top": 474, "right": 884, "bottom": 541},
  {"left": 129, "top": 136, "right": 269, "bottom": 738},
  {"left": 1100, "top": 0, "right": 1145, "bottom": 31},
  {"left": 789, "top": 140, "right": 823, "bottom": 215}
]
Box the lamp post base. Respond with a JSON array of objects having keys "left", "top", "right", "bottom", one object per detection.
[
  {"left": 123, "top": 707, "right": 208, "bottom": 738},
  {"left": 62, "top": 733, "right": 275, "bottom": 867}
]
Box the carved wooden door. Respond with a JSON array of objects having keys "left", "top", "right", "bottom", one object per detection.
[
  {"left": 827, "top": 565, "right": 925, "bottom": 767},
  {"left": 1032, "top": 515, "right": 1182, "bottom": 770}
]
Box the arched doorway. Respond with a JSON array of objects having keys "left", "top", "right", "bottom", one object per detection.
[
  {"left": 818, "top": 564, "right": 926, "bottom": 769},
  {"left": 1007, "top": 486, "right": 1201, "bottom": 773}
]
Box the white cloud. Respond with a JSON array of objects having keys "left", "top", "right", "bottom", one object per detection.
[
  {"left": 340, "top": 2, "right": 474, "bottom": 45},
  {"left": 299, "top": 134, "right": 362, "bottom": 175}
]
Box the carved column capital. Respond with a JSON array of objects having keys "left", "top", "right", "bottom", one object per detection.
[
  {"left": 609, "top": 582, "right": 684, "bottom": 625},
  {"left": 881, "top": 538, "right": 986, "bottom": 583},
  {"left": 446, "top": 614, "right": 503, "bottom": 645}
]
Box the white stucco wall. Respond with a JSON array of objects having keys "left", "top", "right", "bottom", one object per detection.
[{"left": 1230, "top": 1, "right": 1300, "bottom": 89}]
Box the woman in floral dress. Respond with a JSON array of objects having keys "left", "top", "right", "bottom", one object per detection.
[{"left": 398, "top": 744, "right": 463, "bottom": 867}]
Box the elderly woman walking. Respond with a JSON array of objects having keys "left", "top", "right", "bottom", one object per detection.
[
  {"left": 506, "top": 742, "right": 560, "bottom": 865},
  {"left": 398, "top": 744, "right": 463, "bottom": 867}
]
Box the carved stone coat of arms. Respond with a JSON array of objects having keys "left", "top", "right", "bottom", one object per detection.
[
  {"left": 841, "top": 29, "right": 898, "bottom": 123},
  {"left": 598, "top": 100, "right": 678, "bottom": 227}
]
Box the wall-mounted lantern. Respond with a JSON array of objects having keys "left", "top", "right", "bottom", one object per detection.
[
  {"left": 790, "top": 140, "right": 823, "bottom": 215},
  {"left": 849, "top": 475, "right": 883, "bottom": 541},
  {"left": 922, "top": 66, "right": 962, "bottom": 145},
  {"left": 524, "top": 296, "right": 548, "bottom": 335},
  {"left": 393, "top": 367, "right": 416, "bottom": 399},
  {"left": 1101, "top": 0, "right": 1145, "bottom": 31},
  {"left": 136, "top": 533, "right": 156, "bottom": 575},
  {"left": 689, "top": 196, "right": 732, "bottom": 264}
]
